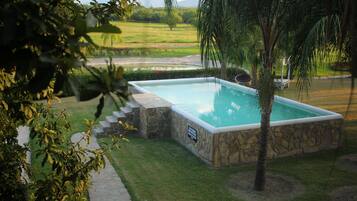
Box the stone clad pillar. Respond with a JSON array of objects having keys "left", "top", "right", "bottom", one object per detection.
[{"left": 132, "top": 93, "right": 172, "bottom": 138}]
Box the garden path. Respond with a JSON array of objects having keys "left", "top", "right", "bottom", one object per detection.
[{"left": 71, "top": 132, "right": 131, "bottom": 201}]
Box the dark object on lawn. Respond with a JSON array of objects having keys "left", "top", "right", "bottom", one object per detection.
[{"left": 235, "top": 71, "right": 252, "bottom": 86}]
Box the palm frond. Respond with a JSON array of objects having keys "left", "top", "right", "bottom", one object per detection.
[{"left": 291, "top": 14, "right": 342, "bottom": 92}]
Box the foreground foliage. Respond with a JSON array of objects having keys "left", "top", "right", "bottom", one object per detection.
[{"left": 0, "top": 0, "right": 135, "bottom": 200}]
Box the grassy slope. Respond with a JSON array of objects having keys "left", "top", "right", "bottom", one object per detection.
[
  {"left": 88, "top": 22, "right": 199, "bottom": 57},
  {"left": 99, "top": 78, "right": 357, "bottom": 201}
]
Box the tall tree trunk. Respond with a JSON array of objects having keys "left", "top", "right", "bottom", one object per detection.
[
  {"left": 351, "top": 0, "right": 357, "bottom": 78},
  {"left": 254, "top": 50, "right": 274, "bottom": 191},
  {"left": 251, "top": 64, "right": 258, "bottom": 87},
  {"left": 254, "top": 109, "right": 271, "bottom": 190}
]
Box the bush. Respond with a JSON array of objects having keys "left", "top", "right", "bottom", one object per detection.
[
  {"left": 164, "top": 12, "right": 183, "bottom": 30},
  {"left": 180, "top": 9, "right": 197, "bottom": 26}
]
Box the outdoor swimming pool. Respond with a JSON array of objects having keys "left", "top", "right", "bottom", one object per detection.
[
  {"left": 130, "top": 77, "right": 343, "bottom": 167},
  {"left": 131, "top": 77, "right": 340, "bottom": 131}
]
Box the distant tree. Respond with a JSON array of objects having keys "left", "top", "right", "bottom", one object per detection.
[
  {"left": 181, "top": 9, "right": 198, "bottom": 26},
  {"left": 164, "top": 11, "right": 183, "bottom": 30}
]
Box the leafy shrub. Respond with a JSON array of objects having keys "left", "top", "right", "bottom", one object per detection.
[{"left": 0, "top": 0, "right": 134, "bottom": 199}]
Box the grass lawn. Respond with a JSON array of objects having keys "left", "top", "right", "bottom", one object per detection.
[
  {"left": 30, "top": 97, "right": 118, "bottom": 178},
  {"left": 98, "top": 78, "right": 357, "bottom": 201},
  {"left": 272, "top": 64, "right": 351, "bottom": 78},
  {"left": 88, "top": 22, "right": 199, "bottom": 58}
]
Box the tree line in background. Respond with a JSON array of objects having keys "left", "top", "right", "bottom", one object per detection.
[{"left": 124, "top": 7, "right": 198, "bottom": 27}]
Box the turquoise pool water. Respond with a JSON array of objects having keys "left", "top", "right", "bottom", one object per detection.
[{"left": 139, "top": 80, "right": 326, "bottom": 127}]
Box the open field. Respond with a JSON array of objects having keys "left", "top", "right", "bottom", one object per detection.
[
  {"left": 98, "top": 78, "right": 357, "bottom": 201},
  {"left": 88, "top": 22, "right": 199, "bottom": 57}
]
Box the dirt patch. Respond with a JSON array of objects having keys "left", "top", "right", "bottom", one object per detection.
[
  {"left": 330, "top": 186, "right": 357, "bottom": 201},
  {"left": 227, "top": 171, "right": 304, "bottom": 201},
  {"left": 337, "top": 154, "right": 357, "bottom": 173}
]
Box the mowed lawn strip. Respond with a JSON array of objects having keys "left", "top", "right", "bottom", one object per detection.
[
  {"left": 101, "top": 137, "right": 242, "bottom": 201},
  {"left": 88, "top": 22, "right": 199, "bottom": 57},
  {"left": 99, "top": 78, "right": 357, "bottom": 201}
]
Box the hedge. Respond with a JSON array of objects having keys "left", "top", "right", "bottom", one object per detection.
[{"left": 61, "top": 68, "right": 244, "bottom": 97}]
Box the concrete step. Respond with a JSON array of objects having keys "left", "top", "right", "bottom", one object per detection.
[
  {"left": 100, "top": 121, "right": 110, "bottom": 128},
  {"left": 106, "top": 115, "right": 117, "bottom": 124},
  {"left": 99, "top": 121, "right": 111, "bottom": 133},
  {"left": 113, "top": 111, "right": 126, "bottom": 119},
  {"left": 126, "top": 102, "right": 140, "bottom": 129},
  {"left": 126, "top": 101, "right": 140, "bottom": 109},
  {"left": 120, "top": 106, "right": 132, "bottom": 114},
  {"left": 93, "top": 127, "right": 104, "bottom": 136}
]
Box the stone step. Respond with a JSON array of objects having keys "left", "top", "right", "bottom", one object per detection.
[
  {"left": 126, "top": 101, "right": 140, "bottom": 109},
  {"left": 106, "top": 115, "right": 117, "bottom": 124},
  {"left": 99, "top": 121, "right": 112, "bottom": 133},
  {"left": 93, "top": 127, "right": 104, "bottom": 136},
  {"left": 113, "top": 111, "right": 126, "bottom": 119},
  {"left": 120, "top": 106, "right": 132, "bottom": 114},
  {"left": 100, "top": 121, "right": 110, "bottom": 128}
]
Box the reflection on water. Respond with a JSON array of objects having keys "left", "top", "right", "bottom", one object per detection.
[{"left": 141, "top": 81, "right": 324, "bottom": 128}]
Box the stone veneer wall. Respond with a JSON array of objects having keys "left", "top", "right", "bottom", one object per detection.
[
  {"left": 171, "top": 110, "right": 343, "bottom": 168},
  {"left": 171, "top": 111, "right": 214, "bottom": 164},
  {"left": 133, "top": 93, "right": 172, "bottom": 139},
  {"left": 139, "top": 106, "right": 171, "bottom": 138}
]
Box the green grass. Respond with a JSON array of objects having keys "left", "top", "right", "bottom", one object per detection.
[
  {"left": 88, "top": 22, "right": 199, "bottom": 58},
  {"left": 272, "top": 64, "right": 350, "bottom": 78},
  {"left": 99, "top": 127, "right": 357, "bottom": 201},
  {"left": 30, "top": 97, "right": 118, "bottom": 178},
  {"left": 98, "top": 78, "right": 357, "bottom": 201}
]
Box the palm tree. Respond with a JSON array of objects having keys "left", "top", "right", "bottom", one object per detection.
[
  {"left": 197, "top": 0, "right": 236, "bottom": 80},
  {"left": 290, "top": 0, "right": 355, "bottom": 90},
  {"left": 70, "top": 58, "right": 129, "bottom": 119},
  {"left": 242, "top": 26, "right": 263, "bottom": 87},
  {"left": 230, "top": 0, "right": 298, "bottom": 191},
  {"left": 172, "top": 0, "right": 356, "bottom": 192}
]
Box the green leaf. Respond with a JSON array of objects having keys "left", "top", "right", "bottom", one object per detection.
[
  {"left": 82, "top": 34, "right": 99, "bottom": 48},
  {"left": 95, "top": 96, "right": 105, "bottom": 119},
  {"left": 75, "top": 17, "right": 87, "bottom": 36}
]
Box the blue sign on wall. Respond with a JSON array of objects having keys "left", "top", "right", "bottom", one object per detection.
[{"left": 187, "top": 125, "right": 198, "bottom": 142}]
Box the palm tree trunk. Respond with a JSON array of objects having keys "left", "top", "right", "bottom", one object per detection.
[
  {"left": 251, "top": 64, "right": 258, "bottom": 87},
  {"left": 254, "top": 109, "right": 272, "bottom": 190},
  {"left": 351, "top": 0, "right": 357, "bottom": 78},
  {"left": 254, "top": 49, "right": 274, "bottom": 191}
]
